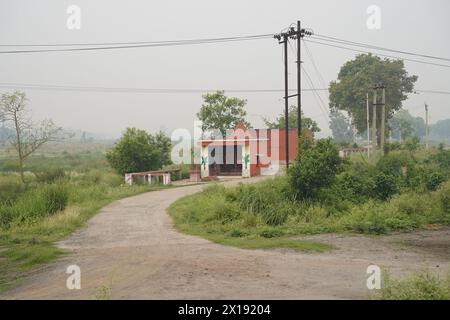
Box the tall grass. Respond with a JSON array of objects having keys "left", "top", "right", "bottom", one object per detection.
[
  {"left": 0, "top": 167, "right": 169, "bottom": 293},
  {"left": 375, "top": 270, "right": 450, "bottom": 300}
]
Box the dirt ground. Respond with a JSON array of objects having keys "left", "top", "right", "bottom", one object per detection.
[{"left": 2, "top": 177, "right": 449, "bottom": 300}]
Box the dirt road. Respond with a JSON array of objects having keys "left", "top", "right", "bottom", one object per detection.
[{"left": 2, "top": 178, "right": 450, "bottom": 299}]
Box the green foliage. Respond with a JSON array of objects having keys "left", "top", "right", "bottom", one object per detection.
[
  {"left": 429, "top": 148, "right": 450, "bottom": 171},
  {"left": 376, "top": 270, "right": 450, "bottom": 300},
  {"left": 329, "top": 110, "right": 354, "bottom": 144},
  {"left": 436, "top": 181, "right": 450, "bottom": 216},
  {"left": 34, "top": 168, "right": 66, "bottom": 183},
  {"left": 289, "top": 138, "right": 343, "bottom": 200},
  {"left": 389, "top": 109, "right": 425, "bottom": 140},
  {"left": 372, "top": 173, "right": 399, "bottom": 200},
  {"left": 40, "top": 184, "right": 69, "bottom": 215},
  {"left": 106, "top": 128, "right": 172, "bottom": 175},
  {"left": 430, "top": 119, "right": 450, "bottom": 141},
  {"left": 259, "top": 228, "right": 284, "bottom": 238},
  {"left": 0, "top": 174, "right": 22, "bottom": 204},
  {"left": 264, "top": 105, "right": 321, "bottom": 133},
  {"left": 197, "top": 91, "right": 250, "bottom": 136},
  {"left": 329, "top": 54, "right": 418, "bottom": 135}
]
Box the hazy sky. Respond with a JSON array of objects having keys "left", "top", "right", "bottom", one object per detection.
[{"left": 0, "top": 0, "right": 449, "bottom": 138}]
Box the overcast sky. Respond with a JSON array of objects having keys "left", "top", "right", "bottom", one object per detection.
[{"left": 0, "top": 0, "right": 449, "bottom": 138}]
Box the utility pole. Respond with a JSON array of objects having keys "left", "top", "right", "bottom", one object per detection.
[
  {"left": 371, "top": 89, "right": 377, "bottom": 163},
  {"left": 425, "top": 103, "right": 429, "bottom": 150},
  {"left": 366, "top": 93, "right": 370, "bottom": 159},
  {"left": 274, "top": 22, "right": 312, "bottom": 169},
  {"left": 380, "top": 85, "right": 386, "bottom": 157},
  {"left": 297, "top": 20, "right": 302, "bottom": 138},
  {"left": 283, "top": 34, "right": 290, "bottom": 168}
]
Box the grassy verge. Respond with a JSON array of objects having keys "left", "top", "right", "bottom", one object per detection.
[
  {"left": 374, "top": 270, "right": 450, "bottom": 300},
  {"left": 167, "top": 187, "right": 333, "bottom": 253},
  {"left": 0, "top": 180, "right": 169, "bottom": 293},
  {"left": 167, "top": 174, "right": 450, "bottom": 253}
]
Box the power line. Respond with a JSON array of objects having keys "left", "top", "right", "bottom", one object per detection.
[
  {"left": 304, "top": 39, "right": 450, "bottom": 68},
  {"left": 1, "top": 83, "right": 448, "bottom": 96},
  {"left": 0, "top": 34, "right": 273, "bottom": 54},
  {"left": 301, "top": 65, "right": 330, "bottom": 121},
  {"left": 0, "top": 83, "right": 328, "bottom": 93},
  {"left": 415, "top": 89, "right": 450, "bottom": 95},
  {"left": 302, "top": 39, "right": 328, "bottom": 89},
  {"left": 313, "top": 33, "right": 450, "bottom": 62}
]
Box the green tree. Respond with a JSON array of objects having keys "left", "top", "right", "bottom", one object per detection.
[
  {"left": 0, "top": 91, "right": 63, "bottom": 189},
  {"left": 197, "top": 91, "right": 250, "bottom": 137},
  {"left": 329, "top": 110, "right": 354, "bottom": 144},
  {"left": 430, "top": 119, "right": 450, "bottom": 141},
  {"left": 264, "top": 105, "right": 320, "bottom": 133},
  {"left": 329, "top": 54, "right": 417, "bottom": 143},
  {"left": 106, "top": 128, "right": 172, "bottom": 175},
  {"left": 288, "top": 138, "right": 343, "bottom": 200},
  {"left": 389, "top": 109, "right": 425, "bottom": 141}
]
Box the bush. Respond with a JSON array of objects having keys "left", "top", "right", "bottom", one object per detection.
[
  {"left": 376, "top": 151, "right": 413, "bottom": 178},
  {"left": 0, "top": 204, "right": 13, "bottom": 229},
  {"left": 289, "top": 138, "right": 343, "bottom": 201},
  {"left": 376, "top": 270, "right": 450, "bottom": 300},
  {"left": 260, "top": 204, "right": 289, "bottom": 226},
  {"left": 35, "top": 168, "right": 66, "bottom": 183},
  {"left": 436, "top": 181, "right": 450, "bottom": 216},
  {"left": 260, "top": 228, "right": 284, "bottom": 238},
  {"left": 214, "top": 201, "right": 241, "bottom": 224},
  {"left": 373, "top": 173, "right": 399, "bottom": 200},
  {"left": 41, "top": 184, "right": 69, "bottom": 214},
  {"left": 236, "top": 177, "right": 289, "bottom": 213},
  {"left": 0, "top": 174, "right": 22, "bottom": 204}
]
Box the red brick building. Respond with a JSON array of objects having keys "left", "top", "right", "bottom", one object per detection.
[{"left": 198, "top": 123, "right": 312, "bottom": 178}]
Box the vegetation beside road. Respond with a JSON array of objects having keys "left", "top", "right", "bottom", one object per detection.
[
  {"left": 376, "top": 270, "right": 450, "bottom": 300},
  {"left": 0, "top": 149, "right": 170, "bottom": 293},
  {"left": 168, "top": 139, "right": 450, "bottom": 252}
]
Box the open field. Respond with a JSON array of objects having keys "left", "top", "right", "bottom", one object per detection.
[{"left": 0, "top": 143, "right": 170, "bottom": 292}]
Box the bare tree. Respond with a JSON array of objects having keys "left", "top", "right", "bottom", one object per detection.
[{"left": 0, "top": 91, "right": 63, "bottom": 188}]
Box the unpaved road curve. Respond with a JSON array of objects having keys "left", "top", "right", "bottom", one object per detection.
[{"left": 2, "top": 177, "right": 450, "bottom": 299}]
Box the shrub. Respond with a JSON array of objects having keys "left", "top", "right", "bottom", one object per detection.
[
  {"left": 430, "top": 148, "right": 450, "bottom": 170},
  {"left": 376, "top": 151, "right": 414, "bottom": 178},
  {"left": 289, "top": 138, "right": 343, "bottom": 201},
  {"left": 227, "top": 229, "right": 248, "bottom": 238},
  {"left": 35, "top": 168, "right": 66, "bottom": 184},
  {"left": 425, "top": 172, "right": 446, "bottom": 191},
  {"left": 259, "top": 228, "right": 284, "bottom": 238},
  {"left": 373, "top": 173, "right": 399, "bottom": 200},
  {"left": 260, "top": 204, "right": 289, "bottom": 226},
  {"left": 0, "top": 174, "right": 22, "bottom": 204},
  {"left": 236, "top": 177, "right": 289, "bottom": 213},
  {"left": 214, "top": 201, "right": 241, "bottom": 223},
  {"left": 376, "top": 270, "right": 450, "bottom": 300},
  {"left": 41, "top": 184, "right": 69, "bottom": 214},
  {"left": 0, "top": 204, "right": 13, "bottom": 229},
  {"left": 436, "top": 181, "right": 450, "bottom": 216}
]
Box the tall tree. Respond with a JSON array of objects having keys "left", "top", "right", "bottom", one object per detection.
[
  {"left": 0, "top": 91, "right": 63, "bottom": 188},
  {"left": 329, "top": 54, "right": 417, "bottom": 144},
  {"left": 197, "top": 91, "right": 250, "bottom": 137},
  {"left": 389, "top": 109, "right": 425, "bottom": 141},
  {"left": 430, "top": 119, "right": 450, "bottom": 141},
  {"left": 329, "top": 110, "right": 354, "bottom": 144},
  {"left": 106, "top": 128, "right": 172, "bottom": 175},
  {"left": 264, "top": 105, "right": 320, "bottom": 133}
]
